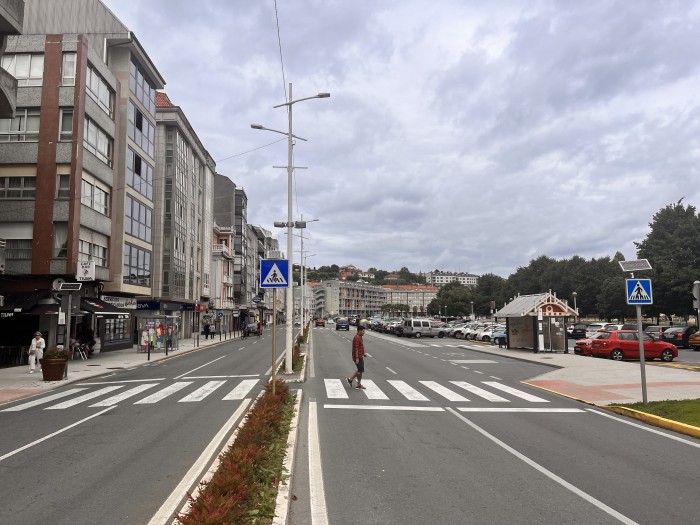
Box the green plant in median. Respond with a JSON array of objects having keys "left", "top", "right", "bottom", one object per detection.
[
  {"left": 178, "top": 380, "right": 294, "bottom": 525},
  {"left": 613, "top": 398, "right": 700, "bottom": 427}
]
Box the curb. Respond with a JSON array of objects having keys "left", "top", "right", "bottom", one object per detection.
[
  {"left": 605, "top": 406, "right": 700, "bottom": 440},
  {"left": 273, "top": 388, "right": 303, "bottom": 525}
]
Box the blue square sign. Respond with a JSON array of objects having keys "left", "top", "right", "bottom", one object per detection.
[
  {"left": 260, "top": 259, "right": 289, "bottom": 288},
  {"left": 626, "top": 279, "right": 652, "bottom": 305}
]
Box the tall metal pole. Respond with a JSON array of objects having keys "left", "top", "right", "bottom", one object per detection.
[
  {"left": 285, "top": 82, "right": 294, "bottom": 374},
  {"left": 272, "top": 288, "right": 277, "bottom": 395},
  {"left": 300, "top": 225, "right": 305, "bottom": 333},
  {"left": 636, "top": 304, "right": 648, "bottom": 403}
]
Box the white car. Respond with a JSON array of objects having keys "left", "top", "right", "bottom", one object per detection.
[{"left": 585, "top": 323, "right": 607, "bottom": 338}]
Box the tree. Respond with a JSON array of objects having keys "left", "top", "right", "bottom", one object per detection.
[
  {"left": 428, "top": 281, "right": 473, "bottom": 317},
  {"left": 635, "top": 203, "right": 700, "bottom": 319}
]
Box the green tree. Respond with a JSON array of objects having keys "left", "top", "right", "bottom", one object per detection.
[
  {"left": 428, "top": 281, "right": 473, "bottom": 317},
  {"left": 635, "top": 202, "right": 700, "bottom": 320}
]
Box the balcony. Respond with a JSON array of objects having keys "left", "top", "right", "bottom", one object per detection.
[
  {"left": 223, "top": 274, "right": 233, "bottom": 285},
  {"left": 212, "top": 244, "right": 231, "bottom": 258}
]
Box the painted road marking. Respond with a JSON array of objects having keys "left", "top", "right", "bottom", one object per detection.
[
  {"left": 457, "top": 408, "right": 584, "bottom": 413},
  {"left": 324, "top": 378, "right": 348, "bottom": 399},
  {"left": 451, "top": 381, "right": 509, "bottom": 402},
  {"left": 178, "top": 380, "right": 226, "bottom": 402},
  {"left": 359, "top": 379, "right": 390, "bottom": 400},
  {"left": 222, "top": 379, "right": 260, "bottom": 400},
  {"left": 387, "top": 380, "right": 430, "bottom": 401},
  {"left": 46, "top": 386, "right": 124, "bottom": 409},
  {"left": 1, "top": 388, "right": 88, "bottom": 412},
  {"left": 419, "top": 381, "right": 470, "bottom": 402},
  {"left": 90, "top": 383, "right": 159, "bottom": 407},
  {"left": 135, "top": 382, "right": 193, "bottom": 404},
  {"left": 483, "top": 381, "right": 549, "bottom": 402}
]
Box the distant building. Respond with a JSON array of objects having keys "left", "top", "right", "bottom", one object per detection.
[
  {"left": 426, "top": 270, "right": 478, "bottom": 287},
  {"left": 383, "top": 284, "right": 438, "bottom": 316},
  {"left": 313, "top": 279, "right": 386, "bottom": 319},
  {"left": 339, "top": 264, "right": 362, "bottom": 280}
]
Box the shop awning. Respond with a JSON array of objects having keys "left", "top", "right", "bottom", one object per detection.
[
  {"left": 0, "top": 290, "right": 50, "bottom": 314},
  {"left": 80, "top": 297, "right": 132, "bottom": 318}
]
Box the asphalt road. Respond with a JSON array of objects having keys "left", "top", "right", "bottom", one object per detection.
[
  {"left": 290, "top": 327, "right": 700, "bottom": 525},
  {"left": 0, "top": 332, "right": 281, "bottom": 525}
]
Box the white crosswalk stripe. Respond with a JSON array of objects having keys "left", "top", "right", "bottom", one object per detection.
[
  {"left": 324, "top": 378, "right": 348, "bottom": 399},
  {"left": 482, "top": 381, "right": 549, "bottom": 402},
  {"left": 387, "top": 380, "right": 430, "bottom": 401},
  {"left": 135, "top": 382, "right": 193, "bottom": 404},
  {"left": 46, "top": 386, "right": 124, "bottom": 410},
  {"left": 450, "top": 381, "right": 509, "bottom": 402},
  {"left": 2, "top": 388, "right": 88, "bottom": 412},
  {"left": 359, "top": 379, "right": 389, "bottom": 400},
  {"left": 419, "top": 381, "right": 470, "bottom": 402},
  {"left": 222, "top": 379, "right": 260, "bottom": 400},
  {"left": 178, "top": 380, "right": 227, "bottom": 402},
  {"left": 90, "top": 384, "right": 159, "bottom": 407}
]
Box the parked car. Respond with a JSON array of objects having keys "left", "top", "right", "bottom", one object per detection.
[
  {"left": 315, "top": 318, "right": 325, "bottom": 327},
  {"left": 491, "top": 329, "right": 508, "bottom": 346},
  {"left": 574, "top": 332, "right": 607, "bottom": 356},
  {"left": 585, "top": 323, "right": 607, "bottom": 338},
  {"left": 590, "top": 330, "right": 677, "bottom": 362},
  {"left": 689, "top": 331, "right": 700, "bottom": 351},
  {"left": 567, "top": 323, "right": 588, "bottom": 339},
  {"left": 643, "top": 325, "right": 668, "bottom": 340},
  {"left": 400, "top": 318, "right": 445, "bottom": 338},
  {"left": 335, "top": 317, "right": 350, "bottom": 331},
  {"left": 661, "top": 326, "right": 698, "bottom": 348}
]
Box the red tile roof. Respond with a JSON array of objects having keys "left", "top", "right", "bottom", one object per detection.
[{"left": 156, "top": 91, "right": 175, "bottom": 107}]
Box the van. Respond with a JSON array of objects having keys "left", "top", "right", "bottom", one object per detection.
[{"left": 401, "top": 318, "right": 445, "bottom": 338}]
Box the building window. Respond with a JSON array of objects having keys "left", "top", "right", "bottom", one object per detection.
[
  {"left": 5, "top": 239, "right": 32, "bottom": 260},
  {"left": 104, "top": 318, "right": 129, "bottom": 343},
  {"left": 56, "top": 175, "right": 70, "bottom": 199},
  {"left": 127, "top": 101, "right": 155, "bottom": 157},
  {"left": 126, "top": 147, "right": 153, "bottom": 199},
  {"left": 79, "top": 239, "right": 107, "bottom": 267},
  {"left": 80, "top": 178, "right": 109, "bottom": 216},
  {"left": 62, "top": 53, "right": 76, "bottom": 86},
  {"left": 129, "top": 58, "right": 156, "bottom": 116},
  {"left": 123, "top": 243, "right": 151, "bottom": 287},
  {"left": 0, "top": 108, "right": 40, "bottom": 142},
  {"left": 1, "top": 53, "right": 44, "bottom": 86},
  {"left": 59, "top": 109, "right": 73, "bottom": 141},
  {"left": 125, "top": 194, "right": 152, "bottom": 243},
  {"left": 86, "top": 64, "right": 114, "bottom": 117},
  {"left": 83, "top": 117, "right": 113, "bottom": 166},
  {"left": 0, "top": 176, "right": 36, "bottom": 199}
]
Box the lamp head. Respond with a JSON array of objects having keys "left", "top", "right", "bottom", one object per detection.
[
  {"left": 317, "top": 93, "right": 331, "bottom": 98},
  {"left": 251, "top": 124, "right": 263, "bottom": 129}
]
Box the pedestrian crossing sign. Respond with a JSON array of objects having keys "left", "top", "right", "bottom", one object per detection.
[
  {"left": 260, "top": 259, "right": 289, "bottom": 288},
  {"left": 626, "top": 279, "right": 652, "bottom": 305}
]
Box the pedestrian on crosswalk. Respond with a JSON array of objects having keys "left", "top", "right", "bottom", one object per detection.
[{"left": 346, "top": 324, "right": 366, "bottom": 389}]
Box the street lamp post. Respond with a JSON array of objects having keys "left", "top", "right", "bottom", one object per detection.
[
  {"left": 470, "top": 301, "right": 474, "bottom": 320},
  {"left": 572, "top": 292, "right": 578, "bottom": 321},
  {"left": 252, "top": 84, "right": 329, "bottom": 373}
]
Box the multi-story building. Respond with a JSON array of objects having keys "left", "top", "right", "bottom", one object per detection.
[
  {"left": 210, "top": 221, "right": 234, "bottom": 332},
  {"left": 426, "top": 270, "right": 479, "bottom": 287},
  {"left": 313, "top": 279, "right": 386, "bottom": 319},
  {"left": 338, "top": 264, "right": 361, "bottom": 280},
  {"left": 0, "top": 0, "right": 24, "bottom": 119},
  {"left": 383, "top": 284, "right": 438, "bottom": 316}
]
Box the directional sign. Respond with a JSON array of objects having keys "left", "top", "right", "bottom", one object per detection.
[
  {"left": 626, "top": 279, "right": 653, "bottom": 305},
  {"left": 260, "top": 259, "right": 289, "bottom": 288}
]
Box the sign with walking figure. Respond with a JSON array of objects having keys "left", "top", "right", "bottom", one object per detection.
[
  {"left": 260, "top": 259, "right": 289, "bottom": 288},
  {"left": 626, "top": 279, "right": 653, "bottom": 305}
]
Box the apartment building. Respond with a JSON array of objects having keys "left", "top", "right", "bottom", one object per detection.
[
  {"left": 0, "top": 0, "right": 24, "bottom": 119},
  {"left": 383, "top": 284, "right": 438, "bottom": 315},
  {"left": 426, "top": 270, "right": 479, "bottom": 287},
  {"left": 313, "top": 279, "right": 386, "bottom": 319}
]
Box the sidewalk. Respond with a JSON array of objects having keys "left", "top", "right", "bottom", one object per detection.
[{"left": 0, "top": 334, "right": 233, "bottom": 405}]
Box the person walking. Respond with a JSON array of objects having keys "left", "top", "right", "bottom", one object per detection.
[
  {"left": 203, "top": 323, "right": 211, "bottom": 340},
  {"left": 257, "top": 320, "right": 262, "bottom": 338},
  {"left": 346, "top": 324, "right": 366, "bottom": 389},
  {"left": 28, "top": 331, "right": 46, "bottom": 374}
]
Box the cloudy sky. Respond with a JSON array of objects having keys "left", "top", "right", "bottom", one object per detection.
[{"left": 108, "top": 0, "right": 700, "bottom": 278}]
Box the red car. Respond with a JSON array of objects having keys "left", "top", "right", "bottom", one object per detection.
[
  {"left": 590, "top": 330, "right": 677, "bottom": 362},
  {"left": 574, "top": 332, "right": 607, "bottom": 356},
  {"left": 315, "top": 318, "right": 325, "bottom": 327}
]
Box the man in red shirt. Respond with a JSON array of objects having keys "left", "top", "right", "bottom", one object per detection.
[{"left": 346, "top": 325, "right": 366, "bottom": 389}]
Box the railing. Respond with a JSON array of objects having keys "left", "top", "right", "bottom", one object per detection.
[
  {"left": 212, "top": 244, "right": 231, "bottom": 257},
  {"left": 0, "top": 346, "right": 28, "bottom": 368}
]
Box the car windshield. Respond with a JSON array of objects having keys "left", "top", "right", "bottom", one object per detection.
[
  {"left": 338, "top": 318, "right": 348, "bottom": 322},
  {"left": 663, "top": 327, "right": 683, "bottom": 335}
]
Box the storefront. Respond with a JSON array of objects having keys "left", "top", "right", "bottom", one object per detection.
[{"left": 80, "top": 297, "right": 133, "bottom": 352}]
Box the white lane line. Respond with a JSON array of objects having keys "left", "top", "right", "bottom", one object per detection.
[
  {"left": 324, "top": 405, "right": 444, "bottom": 412},
  {"left": 588, "top": 409, "right": 700, "bottom": 449},
  {"left": 178, "top": 380, "right": 226, "bottom": 402},
  {"left": 489, "top": 376, "right": 502, "bottom": 381},
  {"left": 420, "top": 381, "right": 470, "bottom": 402},
  {"left": 447, "top": 408, "right": 638, "bottom": 525},
  {"left": 222, "top": 379, "right": 260, "bottom": 400},
  {"left": 174, "top": 355, "right": 227, "bottom": 380},
  {"left": 358, "top": 380, "right": 389, "bottom": 400},
  {"left": 457, "top": 408, "right": 584, "bottom": 413},
  {"left": 149, "top": 399, "right": 252, "bottom": 525},
  {"left": 483, "top": 382, "right": 549, "bottom": 403},
  {"left": 387, "top": 380, "right": 430, "bottom": 401},
  {"left": 309, "top": 401, "right": 329, "bottom": 525},
  {"left": 385, "top": 367, "right": 397, "bottom": 375},
  {"left": 2, "top": 388, "right": 88, "bottom": 412},
  {"left": 450, "top": 360, "right": 499, "bottom": 364},
  {"left": 461, "top": 366, "right": 470, "bottom": 370},
  {"left": 324, "top": 379, "right": 349, "bottom": 399},
  {"left": 46, "top": 386, "right": 124, "bottom": 409},
  {"left": 90, "top": 384, "right": 159, "bottom": 407},
  {"left": 451, "top": 381, "right": 509, "bottom": 402},
  {"left": 135, "top": 382, "right": 192, "bottom": 404},
  {"left": 183, "top": 374, "right": 260, "bottom": 379},
  {"left": 0, "top": 407, "right": 115, "bottom": 463},
  {"left": 80, "top": 379, "right": 167, "bottom": 385}
]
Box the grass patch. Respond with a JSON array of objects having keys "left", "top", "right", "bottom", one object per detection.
[{"left": 612, "top": 398, "right": 700, "bottom": 427}]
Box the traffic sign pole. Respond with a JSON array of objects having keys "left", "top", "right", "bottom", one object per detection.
[
  {"left": 636, "top": 305, "right": 648, "bottom": 404},
  {"left": 272, "top": 289, "right": 277, "bottom": 395}
]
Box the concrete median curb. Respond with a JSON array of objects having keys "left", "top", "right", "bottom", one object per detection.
[{"left": 605, "top": 406, "right": 700, "bottom": 440}]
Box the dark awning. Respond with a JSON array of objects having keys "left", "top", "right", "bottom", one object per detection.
[
  {"left": 0, "top": 290, "right": 50, "bottom": 313},
  {"left": 80, "top": 297, "right": 132, "bottom": 318}
]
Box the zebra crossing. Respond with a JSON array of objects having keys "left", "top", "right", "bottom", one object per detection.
[
  {"left": 323, "top": 378, "right": 551, "bottom": 404},
  {"left": 1, "top": 378, "right": 263, "bottom": 412}
]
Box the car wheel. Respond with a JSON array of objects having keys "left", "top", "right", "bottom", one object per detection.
[
  {"left": 610, "top": 349, "right": 624, "bottom": 361},
  {"left": 480, "top": 335, "right": 488, "bottom": 342},
  {"left": 661, "top": 349, "right": 674, "bottom": 362},
  {"left": 414, "top": 332, "right": 421, "bottom": 338},
  {"left": 438, "top": 332, "right": 444, "bottom": 338}
]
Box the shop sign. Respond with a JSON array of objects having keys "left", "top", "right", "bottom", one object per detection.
[
  {"left": 77, "top": 260, "right": 96, "bottom": 281},
  {"left": 102, "top": 295, "right": 137, "bottom": 309}
]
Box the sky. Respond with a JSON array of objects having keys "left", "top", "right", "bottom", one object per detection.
[{"left": 107, "top": 0, "right": 700, "bottom": 278}]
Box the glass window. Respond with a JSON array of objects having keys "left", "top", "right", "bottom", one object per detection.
[
  {"left": 0, "top": 176, "right": 36, "bottom": 199},
  {"left": 56, "top": 175, "right": 71, "bottom": 199},
  {"left": 81, "top": 180, "right": 93, "bottom": 207},
  {"left": 62, "top": 53, "right": 76, "bottom": 86},
  {"left": 124, "top": 195, "right": 152, "bottom": 243},
  {"left": 86, "top": 64, "right": 114, "bottom": 117},
  {"left": 126, "top": 147, "right": 153, "bottom": 199},
  {"left": 2, "top": 54, "right": 44, "bottom": 86},
  {"left": 0, "top": 108, "right": 40, "bottom": 141},
  {"left": 5, "top": 239, "right": 32, "bottom": 259},
  {"left": 127, "top": 101, "right": 155, "bottom": 157},
  {"left": 123, "top": 242, "right": 151, "bottom": 286},
  {"left": 83, "top": 117, "right": 113, "bottom": 166},
  {"left": 59, "top": 109, "right": 73, "bottom": 141}
]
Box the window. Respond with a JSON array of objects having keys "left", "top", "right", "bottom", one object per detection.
[
  {"left": 126, "top": 147, "right": 154, "bottom": 199},
  {"left": 83, "top": 117, "right": 113, "bottom": 166},
  {"left": 86, "top": 65, "right": 114, "bottom": 117},
  {"left": 56, "top": 175, "right": 70, "bottom": 199},
  {"left": 104, "top": 318, "right": 129, "bottom": 343},
  {"left": 0, "top": 176, "right": 36, "bottom": 199},
  {"left": 127, "top": 101, "right": 155, "bottom": 157},
  {"left": 125, "top": 195, "right": 152, "bottom": 243},
  {"left": 1, "top": 54, "right": 44, "bottom": 86},
  {"left": 78, "top": 239, "right": 107, "bottom": 267},
  {"left": 81, "top": 180, "right": 93, "bottom": 207},
  {"left": 80, "top": 178, "right": 110, "bottom": 216},
  {"left": 123, "top": 243, "right": 151, "bottom": 286},
  {"left": 62, "top": 53, "right": 76, "bottom": 86},
  {"left": 59, "top": 109, "right": 73, "bottom": 141},
  {"left": 129, "top": 58, "right": 156, "bottom": 116},
  {"left": 5, "top": 239, "right": 32, "bottom": 259},
  {"left": 0, "top": 108, "right": 40, "bottom": 141}
]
